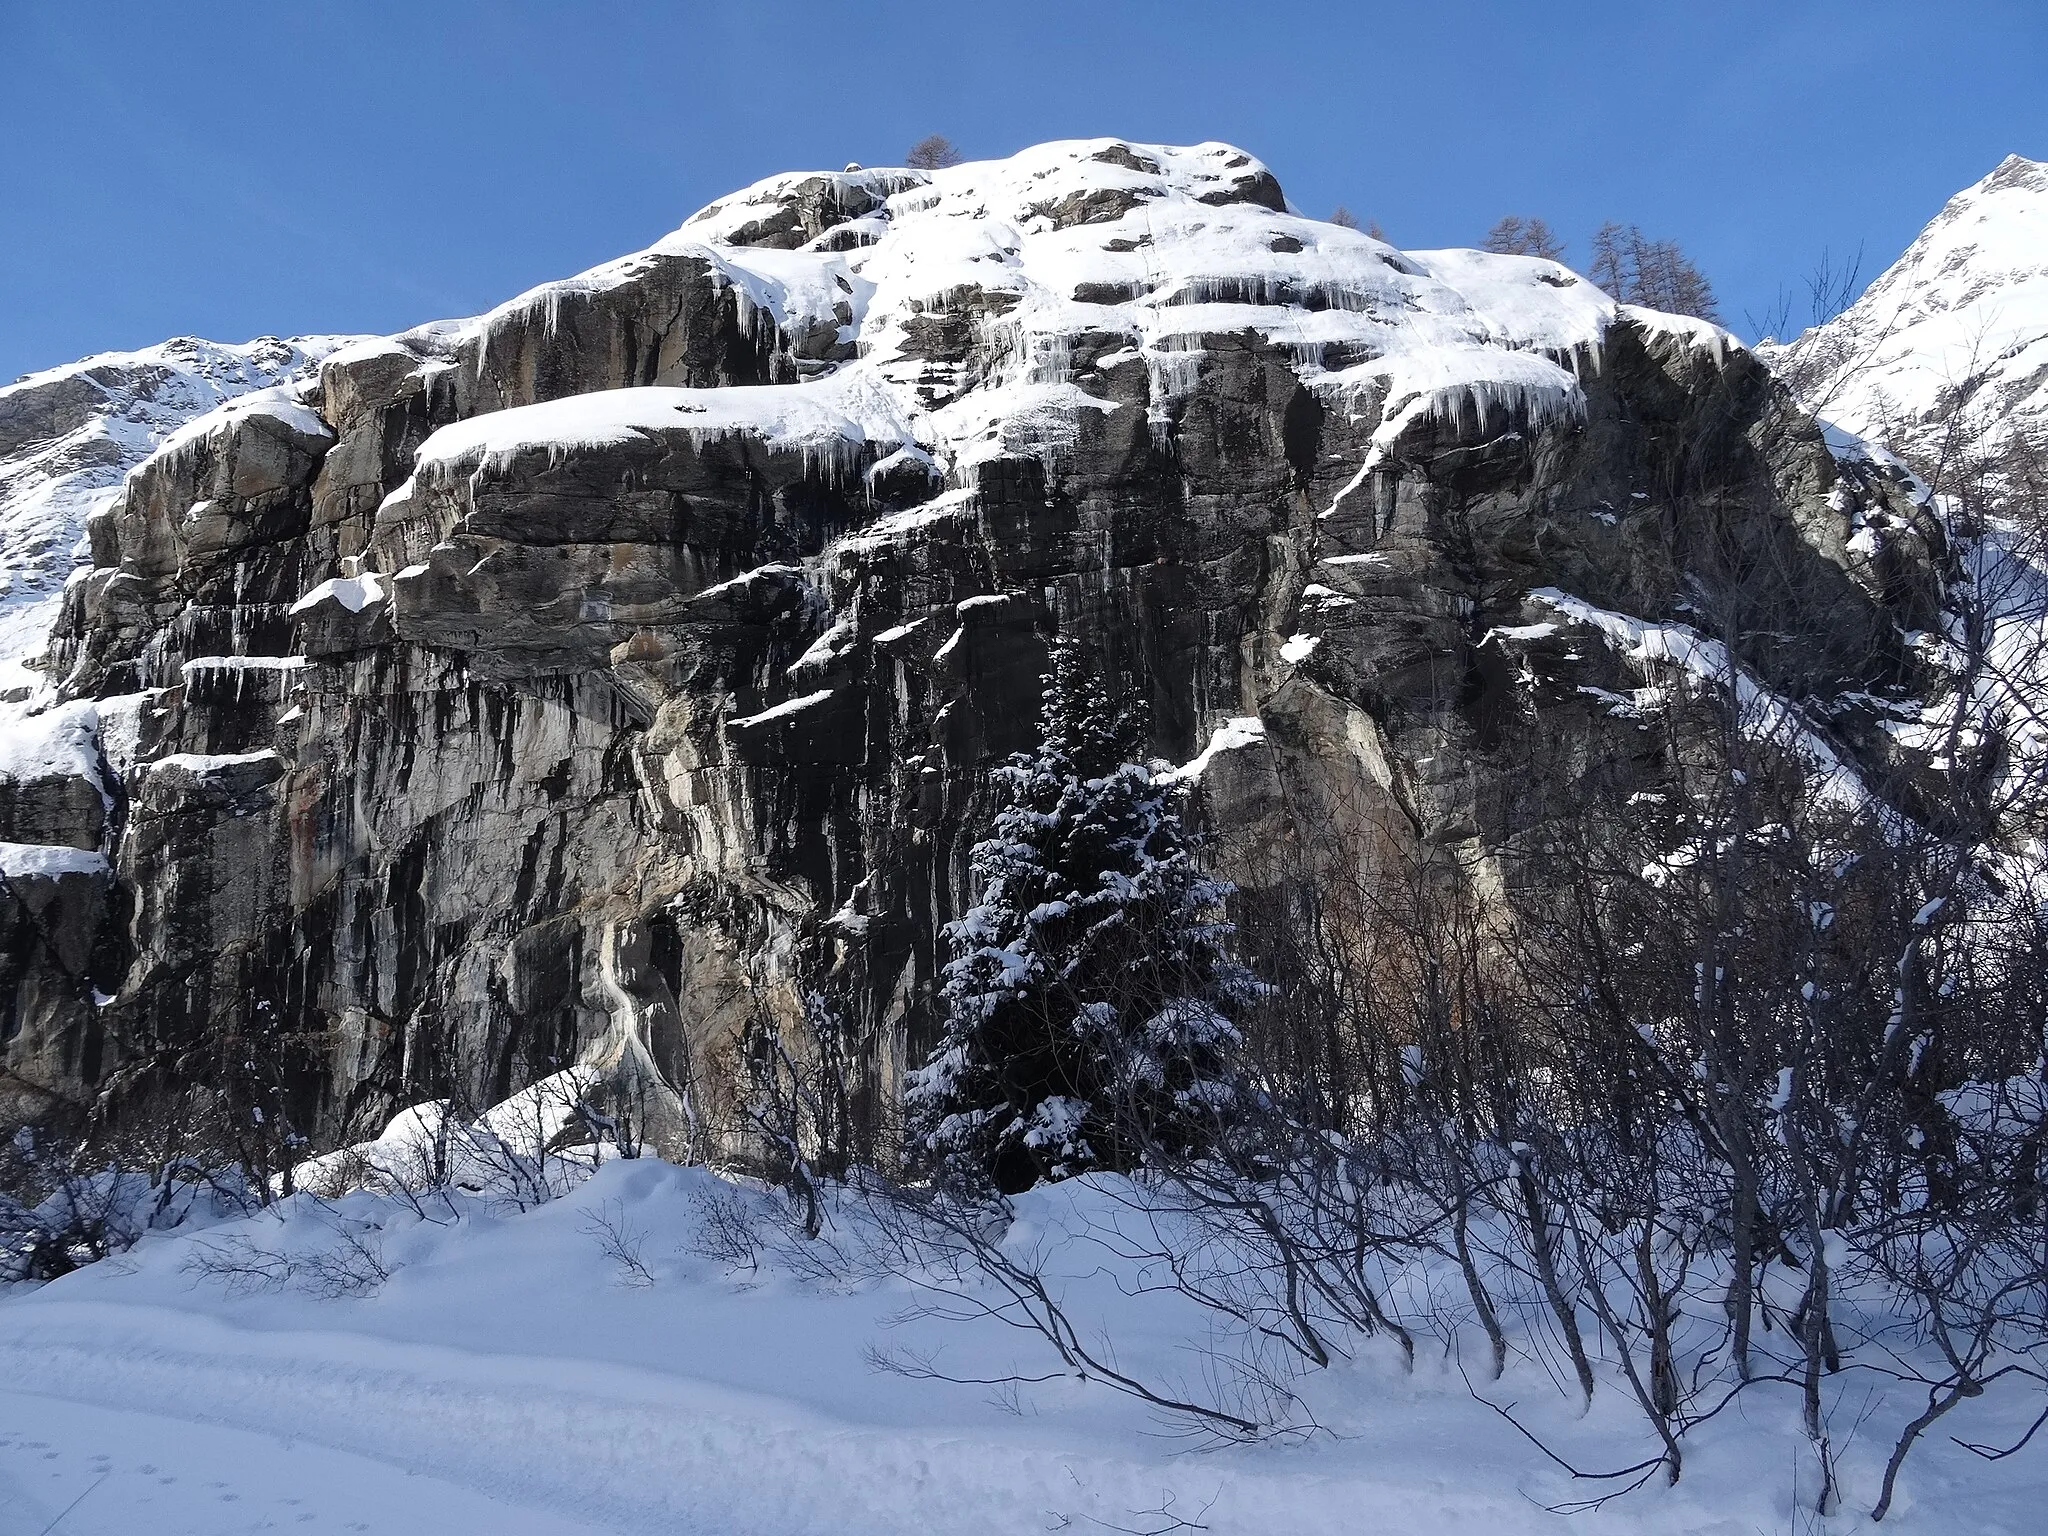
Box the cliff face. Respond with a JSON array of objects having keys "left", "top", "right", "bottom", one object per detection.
[{"left": 0, "top": 141, "right": 1943, "bottom": 1150}]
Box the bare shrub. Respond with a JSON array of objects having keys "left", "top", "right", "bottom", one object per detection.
[
  {"left": 581, "top": 1197, "right": 655, "bottom": 1287},
  {"left": 186, "top": 1210, "right": 392, "bottom": 1299}
]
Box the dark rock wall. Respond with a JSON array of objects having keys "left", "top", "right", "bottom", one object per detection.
[{"left": 2, "top": 150, "right": 1947, "bottom": 1152}]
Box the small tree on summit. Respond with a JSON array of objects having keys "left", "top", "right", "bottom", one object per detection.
[
  {"left": 1483, "top": 215, "right": 1566, "bottom": 261},
  {"left": 905, "top": 639, "right": 1255, "bottom": 1194},
  {"left": 1329, "top": 206, "right": 1391, "bottom": 241},
  {"left": 1589, "top": 221, "right": 1721, "bottom": 322},
  {"left": 905, "top": 134, "right": 964, "bottom": 170}
]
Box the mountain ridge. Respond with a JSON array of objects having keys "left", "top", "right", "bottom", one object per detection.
[{"left": 1771, "top": 152, "right": 2048, "bottom": 463}]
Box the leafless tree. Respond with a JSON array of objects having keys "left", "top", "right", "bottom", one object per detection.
[
  {"left": 906, "top": 134, "right": 964, "bottom": 170},
  {"left": 581, "top": 1197, "right": 656, "bottom": 1286},
  {"left": 1327, "top": 206, "right": 1389, "bottom": 241},
  {"left": 857, "top": 1175, "right": 1285, "bottom": 1441},
  {"left": 729, "top": 984, "right": 870, "bottom": 1240},
  {"left": 1589, "top": 221, "right": 1721, "bottom": 321},
  {"left": 1747, "top": 246, "right": 1866, "bottom": 343},
  {"left": 1483, "top": 215, "right": 1566, "bottom": 261}
]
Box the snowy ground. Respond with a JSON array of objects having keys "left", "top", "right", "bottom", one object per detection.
[{"left": 2, "top": 1157, "right": 2042, "bottom": 1536}]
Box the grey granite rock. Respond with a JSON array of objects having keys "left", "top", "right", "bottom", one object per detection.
[{"left": 1, "top": 141, "right": 1949, "bottom": 1156}]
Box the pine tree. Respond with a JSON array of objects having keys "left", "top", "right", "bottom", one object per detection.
[{"left": 904, "top": 639, "right": 1254, "bottom": 1194}]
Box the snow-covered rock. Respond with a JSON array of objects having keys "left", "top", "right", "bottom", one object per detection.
[
  {"left": 406, "top": 140, "right": 1621, "bottom": 490},
  {"left": 0, "top": 335, "right": 354, "bottom": 693},
  {"left": 1768, "top": 156, "right": 2048, "bottom": 818}
]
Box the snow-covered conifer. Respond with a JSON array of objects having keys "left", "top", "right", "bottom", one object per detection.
[{"left": 905, "top": 638, "right": 1255, "bottom": 1193}]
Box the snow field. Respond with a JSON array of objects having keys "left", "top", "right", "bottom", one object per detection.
[
  {"left": 1779, "top": 156, "right": 2048, "bottom": 454},
  {"left": 3, "top": 1152, "right": 2044, "bottom": 1535},
  {"left": 0, "top": 1390, "right": 611, "bottom": 1536}
]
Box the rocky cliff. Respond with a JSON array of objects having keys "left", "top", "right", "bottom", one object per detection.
[{"left": 0, "top": 140, "right": 1946, "bottom": 1154}]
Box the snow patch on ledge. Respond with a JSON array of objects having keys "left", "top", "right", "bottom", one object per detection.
[
  {"left": 153, "top": 385, "right": 333, "bottom": 463},
  {"left": 1617, "top": 304, "right": 1739, "bottom": 361},
  {"left": 1351, "top": 348, "right": 1586, "bottom": 472},
  {"left": 142, "top": 749, "right": 284, "bottom": 775},
  {"left": 1528, "top": 588, "right": 1871, "bottom": 811},
  {"left": 0, "top": 699, "right": 104, "bottom": 790},
  {"left": 1480, "top": 621, "right": 1558, "bottom": 646},
  {"left": 414, "top": 371, "right": 912, "bottom": 482},
  {"left": 688, "top": 563, "right": 806, "bottom": 606},
  {"left": 179, "top": 655, "right": 308, "bottom": 674},
  {"left": 1817, "top": 421, "right": 1933, "bottom": 504},
  {"left": 1168, "top": 716, "right": 1267, "bottom": 781},
  {"left": 289, "top": 573, "right": 387, "bottom": 615},
  {"left": 870, "top": 619, "right": 926, "bottom": 646},
  {"left": 0, "top": 841, "right": 109, "bottom": 878},
  {"left": 728, "top": 689, "right": 836, "bottom": 730}
]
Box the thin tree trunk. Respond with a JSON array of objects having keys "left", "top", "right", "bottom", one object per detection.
[
  {"left": 1456, "top": 1192, "right": 1508, "bottom": 1379},
  {"left": 1518, "top": 1163, "right": 1595, "bottom": 1406}
]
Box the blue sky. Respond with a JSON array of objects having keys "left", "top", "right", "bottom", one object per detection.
[{"left": 2, "top": 0, "right": 2042, "bottom": 382}]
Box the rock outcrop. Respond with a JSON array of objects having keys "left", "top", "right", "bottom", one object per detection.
[
  {"left": 0, "top": 336, "right": 354, "bottom": 694},
  {"left": 1, "top": 141, "right": 1945, "bottom": 1152}
]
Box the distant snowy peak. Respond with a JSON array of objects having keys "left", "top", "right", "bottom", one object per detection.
[
  {"left": 0, "top": 333, "right": 355, "bottom": 686},
  {"left": 1775, "top": 154, "right": 2048, "bottom": 456}
]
